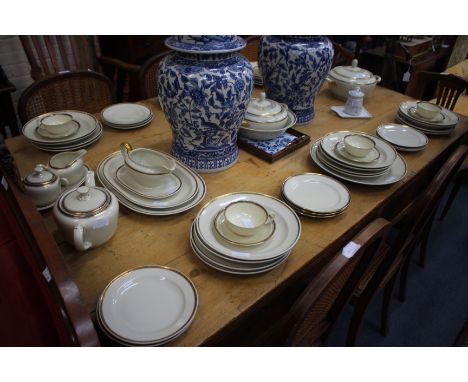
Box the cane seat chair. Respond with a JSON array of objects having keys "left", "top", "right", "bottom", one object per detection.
[
  {"left": 344, "top": 145, "right": 468, "bottom": 346},
  {"left": 0, "top": 163, "right": 100, "bottom": 346},
  {"left": 137, "top": 50, "right": 172, "bottom": 100},
  {"left": 254, "top": 218, "right": 392, "bottom": 346},
  {"left": 17, "top": 70, "right": 115, "bottom": 125}
]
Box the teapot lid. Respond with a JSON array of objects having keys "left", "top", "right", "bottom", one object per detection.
[
  {"left": 165, "top": 35, "right": 246, "bottom": 54},
  {"left": 59, "top": 186, "right": 111, "bottom": 218},
  {"left": 23, "top": 164, "right": 57, "bottom": 187},
  {"left": 330, "top": 59, "right": 377, "bottom": 85},
  {"left": 245, "top": 93, "right": 288, "bottom": 123}
]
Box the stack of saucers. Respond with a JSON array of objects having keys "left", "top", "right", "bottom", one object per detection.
[
  {"left": 96, "top": 266, "right": 198, "bottom": 346},
  {"left": 22, "top": 111, "right": 103, "bottom": 152},
  {"left": 97, "top": 149, "right": 206, "bottom": 216},
  {"left": 190, "top": 192, "right": 301, "bottom": 275},
  {"left": 310, "top": 131, "right": 407, "bottom": 186},
  {"left": 281, "top": 173, "right": 351, "bottom": 218},
  {"left": 101, "top": 103, "right": 153, "bottom": 129},
  {"left": 376, "top": 123, "right": 428, "bottom": 152},
  {"left": 395, "top": 101, "right": 459, "bottom": 135}
]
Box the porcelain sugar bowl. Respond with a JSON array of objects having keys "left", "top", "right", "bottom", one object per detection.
[
  {"left": 53, "top": 171, "right": 119, "bottom": 251},
  {"left": 23, "top": 164, "right": 64, "bottom": 208},
  {"left": 326, "top": 59, "right": 381, "bottom": 101}
]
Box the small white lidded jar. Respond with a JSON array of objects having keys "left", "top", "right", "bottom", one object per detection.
[
  {"left": 344, "top": 87, "right": 365, "bottom": 116},
  {"left": 23, "top": 164, "right": 63, "bottom": 208}
]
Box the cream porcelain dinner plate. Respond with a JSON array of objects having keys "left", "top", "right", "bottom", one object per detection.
[
  {"left": 213, "top": 210, "right": 276, "bottom": 247},
  {"left": 334, "top": 141, "right": 380, "bottom": 163},
  {"left": 395, "top": 115, "right": 454, "bottom": 135},
  {"left": 311, "top": 141, "right": 407, "bottom": 186},
  {"left": 321, "top": 131, "right": 397, "bottom": 170},
  {"left": 99, "top": 266, "right": 198, "bottom": 344},
  {"left": 399, "top": 101, "right": 459, "bottom": 127},
  {"left": 23, "top": 110, "right": 99, "bottom": 144},
  {"left": 282, "top": 173, "right": 350, "bottom": 214},
  {"left": 32, "top": 124, "right": 104, "bottom": 152},
  {"left": 376, "top": 123, "right": 428, "bottom": 148},
  {"left": 100, "top": 152, "right": 198, "bottom": 209},
  {"left": 196, "top": 192, "right": 301, "bottom": 262},
  {"left": 115, "top": 165, "right": 182, "bottom": 200},
  {"left": 101, "top": 103, "right": 152, "bottom": 125}
]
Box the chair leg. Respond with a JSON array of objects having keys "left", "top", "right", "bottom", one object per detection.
[
  {"left": 346, "top": 302, "right": 367, "bottom": 346},
  {"left": 439, "top": 174, "right": 464, "bottom": 221},
  {"left": 418, "top": 215, "right": 435, "bottom": 268},
  {"left": 398, "top": 253, "right": 412, "bottom": 302},
  {"left": 381, "top": 274, "right": 397, "bottom": 336}
]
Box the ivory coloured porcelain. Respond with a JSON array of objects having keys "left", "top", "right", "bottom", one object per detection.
[
  {"left": 343, "top": 134, "right": 376, "bottom": 157},
  {"left": 53, "top": 170, "right": 118, "bottom": 251},
  {"left": 222, "top": 200, "right": 275, "bottom": 237},
  {"left": 48, "top": 149, "right": 87, "bottom": 185},
  {"left": 39, "top": 113, "right": 75, "bottom": 136},
  {"left": 326, "top": 59, "right": 381, "bottom": 101},
  {"left": 244, "top": 92, "right": 289, "bottom": 130},
  {"left": 415, "top": 101, "right": 442, "bottom": 119},
  {"left": 23, "top": 164, "right": 64, "bottom": 208}
]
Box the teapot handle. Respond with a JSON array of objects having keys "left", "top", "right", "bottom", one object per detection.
[{"left": 73, "top": 224, "right": 92, "bottom": 251}]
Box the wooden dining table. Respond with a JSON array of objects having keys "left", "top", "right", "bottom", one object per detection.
[{"left": 5, "top": 82, "right": 468, "bottom": 346}]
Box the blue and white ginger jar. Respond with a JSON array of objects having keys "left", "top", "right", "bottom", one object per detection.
[
  {"left": 258, "top": 36, "right": 334, "bottom": 124},
  {"left": 158, "top": 36, "right": 254, "bottom": 172}
]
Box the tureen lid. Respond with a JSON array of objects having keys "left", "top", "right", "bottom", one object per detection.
[
  {"left": 329, "top": 59, "right": 377, "bottom": 85},
  {"left": 23, "top": 164, "right": 57, "bottom": 187},
  {"left": 245, "top": 93, "right": 288, "bottom": 123},
  {"left": 59, "top": 186, "right": 112, "bottom": 218},
  {"left": 165, "top": 35, "right": 246, "bottom": 54}
]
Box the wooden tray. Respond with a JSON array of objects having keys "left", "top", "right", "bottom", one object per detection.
[{"left": 238, "top": 128, "right": 310, "bottom": 163}]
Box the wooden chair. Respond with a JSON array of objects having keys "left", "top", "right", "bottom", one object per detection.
[
  {"left": 332, "top": 42, "right": 355, "bottom": 67},
  {"left": 0, "top": 162, "right": 99, "bottom": 346},
  {"left": 344, "top": 145, "right": 468, "bottom": 346},
  {"left": 17, "top": 70, "right": 115, "bottom": 125},
  {"left": 413, "top": 71, "right": 468, "bottom": 109},
  {"left": 137, "top": 50, "right": 172, "bottom": 100},
  {"left": 253, "top": 218, "right": 392, "bottom": 346}
]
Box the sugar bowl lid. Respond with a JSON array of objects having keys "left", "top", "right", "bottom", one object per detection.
[
  {"left": 23, "top": 164, "right": 58, "bottom": 187},
  {"left": 245, "top": 92, "right": 288, "bottom": 123},
  {"left": 59, "top": 186, "right": 112, "bottom": 218},
  {"left": 165, "top": 35, "right": 246, "bottom": 54},
  {"left": 329, "top": 59, "right": 377, "bottom": 85}
]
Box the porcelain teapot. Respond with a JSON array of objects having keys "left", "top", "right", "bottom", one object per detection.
[
  {"left": 23, "top": 164, "right": 65, "bottom": 208},
  {"left": 53, "top": 170, "right": 119, "bottom": 251}
]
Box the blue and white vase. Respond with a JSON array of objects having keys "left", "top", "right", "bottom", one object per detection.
[
  {"left": 258, "top": 36, "right": 334, "bottom": 124},
  {"left": 158, "top": 36, "right": 254, "bottom": 172}
]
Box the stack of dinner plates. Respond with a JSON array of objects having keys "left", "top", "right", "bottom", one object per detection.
[
  {"left": 395, "top": 101, "right": 459, "bottom": 135},
  {"left": 101, "top": 103, "right": 153, "bottom": 129},
  {"left": 96, "top": 266, "right": 198, "bottom": 346},
  {"left": 96, "top": 151, "right": 206, "bottom": 216},
  {"left": 376, "top": 123, "right": 428, "bottom": 152},
  {"left": 281, "top": 173, "right": 351, "bottom": 218},
  {"left": 251, "top": 61, "right": 263, "bottom": 86},
  {"left": 190, "top": 192, "right": 301, "bottom": 275},
  {"left": 310, "top": 131, "right": 407, "bottom": 186},
  {"left": 22, "top": 110, "right": 103, "bottom": 152}
]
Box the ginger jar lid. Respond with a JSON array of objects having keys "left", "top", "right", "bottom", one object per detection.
[
  {"left": 245, "top": 93, "right": 288, "bottom": 123},
  {"left": 165, "top": 35, "right": 246, "bottom": 54},
  {"left": 329, "top": 59, "right": 377, "bottom": 85}
]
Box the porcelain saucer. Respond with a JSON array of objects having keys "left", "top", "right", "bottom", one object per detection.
[
  {"left": 331, "top": 106, "right": 372, "bottom": 119},
  {"left": 334, "top": 141, "right": 380, "bottom": 163},
  {"left": 115, "top": 165, "right": 182, "bottom": 199},
  {"left": 213, "top": 209, "right": 276, "bottom": 247}
]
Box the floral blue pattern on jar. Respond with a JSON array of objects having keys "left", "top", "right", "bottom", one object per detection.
[
  {"left": 158, "top": 36, "right": 253, "bottom": 172},
  {"left": 258, "top": 36, "right": 334, "bottom": 124}
]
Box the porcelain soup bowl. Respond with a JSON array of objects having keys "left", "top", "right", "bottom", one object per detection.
[
  {"left": 53, "top": 171, "right": 119, "bottom": 251},
  {"left": 48, "top": 149, "right": 86, "bottom": 185}
]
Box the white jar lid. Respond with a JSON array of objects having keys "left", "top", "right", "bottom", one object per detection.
[
  {"left": 23, "top": 164, "right": 57, "bottom": 187},
  {"left": 245, "top": 93, "right": 288, "bottom": 123},
  {"left": 59, "top": 186, "right": 111, "bottom": 218},
  {"left": 329, "top": 59, "right": 377, "bottom": 85}
]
